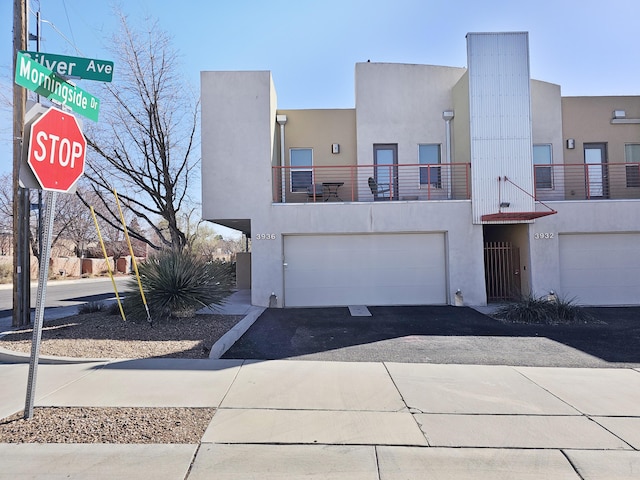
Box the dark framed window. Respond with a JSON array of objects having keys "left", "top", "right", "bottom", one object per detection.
[
  {"left": 625, "top": 144, "right": 640, "bottom": 188},
  {"left": 419, "top": 144, "right": 441, "bottom": 188},
  {"left": 290, "top": 148, "right": 313, "bottom": 192},
  {"left": 533, "top": 144, "right": 553, "bottom": 189}
]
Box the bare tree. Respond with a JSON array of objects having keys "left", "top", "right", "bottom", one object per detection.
[
  {"left": 0, "top": 173, "right": 14, "bottom": 255},
  {"left": 82, "top": 12, "right": 199, "bottom": 252},
  {"left": 0, "top": 173, "right": 100, "bottom": 259},
  {"left": 54, "top": 187, "right": 99, "bottom": 258}
]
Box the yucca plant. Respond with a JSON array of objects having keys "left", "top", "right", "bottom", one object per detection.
[
  {"left": 550, "top": 294, "right": 596, "bottom": 324},
  {"left": 493, "top": 292, "right": 594, "bottom": 325},
  {"left": 123, "top": 249, "right": 234, "bottom": 322},
  {"left": 494, "top": 293, "right": 552, "bottom": 324}
]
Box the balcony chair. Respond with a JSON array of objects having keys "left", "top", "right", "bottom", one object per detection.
[
  {"left": 368, "top": 177, "right": 390, "bottom": 200},
  {"left": 306, "top": 183, "right": 324, "bottom": 202}
]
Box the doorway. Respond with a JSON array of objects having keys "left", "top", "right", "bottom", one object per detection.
[
  {"left": 483, "top": 224, "right": 529, "bottom": 302},
  {"left": 584, "top": 143, "right": 609, "bottom": 199},
  {"left": 373, "top": 144, "right": 399, "bottom": 200}
]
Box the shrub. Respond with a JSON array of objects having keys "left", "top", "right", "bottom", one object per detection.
[
  {"left": 123, "top": 249, "right": 234, "bottom": 322},
  {"left": 493, "top": 293, "right": 595, "bottom": 325},
  {"left": 0, "top": 263, "right": 11, "bottom": 284},
  {"left": 107, "top": 301, "right": 123, "bottom": 316},
  {"left": 78, "top": 301, "right": 106, "bottom": 314}
]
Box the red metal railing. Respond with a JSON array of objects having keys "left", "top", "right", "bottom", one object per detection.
[
  {"left": 272, "top": 163, "right": 471, "bottom": 203},
  {"left": 534, "top": 163, "right": 640, "bottom": 201},
  {"left": 272, "top": 162, "right": 640, "bottom": 204}
]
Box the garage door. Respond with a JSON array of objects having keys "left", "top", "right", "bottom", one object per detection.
[
  {"left": 283, "top": 233, "right": 447, "bottom": 307},
  {"left": 559, "top": 233, "right": 640, "bottom": 305}
]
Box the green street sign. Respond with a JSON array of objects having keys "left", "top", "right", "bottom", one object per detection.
[
  {"left": 15, "top": 51, "right": 100, "bottom": 122},
  {"left": 20, "top": 51, "right": 114, "bottom": 82}
]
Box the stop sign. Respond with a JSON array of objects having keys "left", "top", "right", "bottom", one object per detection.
[{"left": 27, "top": 106, "right": 86, "bottom": 193}]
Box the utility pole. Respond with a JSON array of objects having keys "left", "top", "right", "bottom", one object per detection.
[{"left": 13, "top": 0, "right": 30, "bottom": 328}]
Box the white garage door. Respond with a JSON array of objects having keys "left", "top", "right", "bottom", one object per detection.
[
  {"left": 283, "top": 234, "right": 447, "bottom": 307},
  {"left": 559, "top": 233, "right": 640, "bottom": 305}
]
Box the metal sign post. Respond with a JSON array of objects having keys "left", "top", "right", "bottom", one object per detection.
[{"left": 24, "top": 190, "right": 57, "bottom": 419}]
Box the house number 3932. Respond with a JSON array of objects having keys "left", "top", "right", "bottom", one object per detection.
[
  {"left": 255, "top": 234, "right": 276, "bottom": 240},
  {"left": 534, "top": 233, "right": 554, "bottom": 239}
]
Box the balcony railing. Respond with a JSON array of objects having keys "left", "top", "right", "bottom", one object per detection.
[
  {"left": 534, "top": 163, "right": 640, "bottom": 201},
  {"left": 272, "top": 163, "right": 472, "bottom": 203},
  {"left": 272, "top": 162, "right": 640, "bottom": 204}
]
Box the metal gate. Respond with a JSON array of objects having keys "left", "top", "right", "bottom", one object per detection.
[{"left": 484, "top": 242, "right": 521, "bottom": 301}]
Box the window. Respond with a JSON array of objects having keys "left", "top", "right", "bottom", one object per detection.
[
  {"left": 625, "top": 144, "right": 640, "bottom": 188},
  {"left": 419, "top": 144, "right": 441, "bottom": 188},
  {"left": 533, "top": 144, "right": 553, "bottom": 189},
  {"left": 290, "top": 148, "right": 312, "bottom": 192}
]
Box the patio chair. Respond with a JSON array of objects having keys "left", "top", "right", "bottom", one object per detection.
[
  {"left": 368, "top": 177, "right": 390, "bottom": 200},
  {"left": 306, "top": 183, "right": 324, "bottom": 202}
]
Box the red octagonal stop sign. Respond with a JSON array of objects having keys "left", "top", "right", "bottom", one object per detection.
[{"left": 27, "top": 106, "right": 86, "bottom": 193}]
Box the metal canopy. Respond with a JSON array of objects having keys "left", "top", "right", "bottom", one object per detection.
[{"left": 481, "top": 210, "right": 557, "bottom": 222}]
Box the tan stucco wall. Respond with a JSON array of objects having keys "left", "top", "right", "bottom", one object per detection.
[
  {"left": 531, "top": 80, "right": 563, "bottom": 162},
  {"left": 276, "top": 109, "right": 356, "bottom": 202},
  {"left": 562, "top": 96, "right": 640, "bottom": 164},
  {"left": 562, "top": 96, "right": 640, "bottom": 199}
]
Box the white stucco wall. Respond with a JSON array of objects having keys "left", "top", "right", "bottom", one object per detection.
[
  {"left": 530, "top": 200, "right": 640, "bottom": 301},
  {"left": 354, "top": 62, "right": 466, "bottom": 200},
  {"left": 249, "top": 200, "right": 487, "bottom": 307},
  {"left": 200, "top": 71, "right": 276, "bottom": 221}
]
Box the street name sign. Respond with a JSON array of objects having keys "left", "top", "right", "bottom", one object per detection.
[
  {"left": 27, "top": 106, "right": 87, "bottom": 193},
  {"left": 15, "top": 51, "right": 100, "bottom": 121},
  {"left": 20, "top": 50, "right": 114, "bottom": 82}
]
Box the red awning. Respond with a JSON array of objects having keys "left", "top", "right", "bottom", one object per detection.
[{"left": 481, "top": 210, "right": 557, "bottom": 222}]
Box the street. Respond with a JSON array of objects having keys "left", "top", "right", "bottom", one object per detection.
[{"left": 0, "top": 276, "right": 131, "bottom": 318}]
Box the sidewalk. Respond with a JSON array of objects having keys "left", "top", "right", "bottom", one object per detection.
[
  {"left": 1, "top": 291, "right": 639, "bottom": 478},
  {"left": 1, "top": 359, "right": 639, "bottom": 478}
]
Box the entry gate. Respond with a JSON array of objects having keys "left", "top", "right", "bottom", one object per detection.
[{"left": 484, "top": 242, "right": 521, "bottom": 301}]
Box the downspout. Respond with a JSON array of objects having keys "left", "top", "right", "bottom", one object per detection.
[
  {"left": 443, "top": 110, "right": 454, "bottom": 199},
  {"left": 276, "top": 115, "right": 287, "bottom": 202}
]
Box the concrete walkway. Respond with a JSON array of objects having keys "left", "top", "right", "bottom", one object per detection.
[{"left": 1, "top": 358, "right": 639, "bottom": 479}]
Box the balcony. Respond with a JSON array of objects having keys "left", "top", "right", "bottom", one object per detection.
[
  {"left": 534, "top": 163, "right": 640, "bottom": 201},
  {"left": 272, "top": 163, "right": 472, "bottom": 203}
]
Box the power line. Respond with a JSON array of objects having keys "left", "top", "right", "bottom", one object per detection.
[
  {"left": 61, "top": 0, "right": 77, "bottom": 48},
  {"left": 27, "top": 1, "right": 84, "bottom": 56}
]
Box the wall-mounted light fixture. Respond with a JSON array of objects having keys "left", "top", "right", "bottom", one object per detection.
[
  {"left": 331, "top": 143, "right": 340, "bottom": 154},
  {"left": 566, "top": 138, "right": 575, "bottom": 149},
  {"left": 442, "top": 110, "right": 454, "bottom": 121},
  {"left": 499, "top": 202, "right": 510, "bottom": 208},
  {"left": 613, "top": 110, "right": 626, "bottom": 119}
]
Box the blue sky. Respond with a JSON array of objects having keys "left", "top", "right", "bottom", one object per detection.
[{"left": 1, "top": 0, "right": 639, "bottom": 232}]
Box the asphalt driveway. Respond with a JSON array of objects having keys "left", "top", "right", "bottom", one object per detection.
[{"left": 222, "top": 305, "right": 640, "bottom": 368}]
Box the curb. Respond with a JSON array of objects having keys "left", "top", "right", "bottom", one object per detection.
[{"left": 209, "top": 306, "right": 266, "bottom": 359}]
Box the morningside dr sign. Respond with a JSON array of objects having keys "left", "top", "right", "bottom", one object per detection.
[{"left": 15, "top": 51, "right": 100, "bottom": 122}]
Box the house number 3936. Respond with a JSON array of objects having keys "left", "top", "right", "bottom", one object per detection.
[
  {"left": 255, "top": 234, "right": 276, "bottom": 240},
  {"left": 534, "top": 233, "right": 554, "bottom": 239}
]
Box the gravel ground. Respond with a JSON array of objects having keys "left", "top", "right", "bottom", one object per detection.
[
  {"left": 0, "top": 407, "right": 216, "bottom": 444},
  {"left": 0, "top": 311, "right": 244, "bottom": 443},
  {"left": 0, "top": 311, "right": 244, "bottom": 359}
]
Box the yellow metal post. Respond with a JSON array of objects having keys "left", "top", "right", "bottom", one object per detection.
[
  {"left": 113, "top": 189, "right": 153, "bottom": 325},
  {"left": 90, "top": 206, "right": 126, "bottom": 321}
]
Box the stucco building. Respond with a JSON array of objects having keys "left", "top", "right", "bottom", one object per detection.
[{"left": 201, "top": 32, "right": 640, "bottom": 308}]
